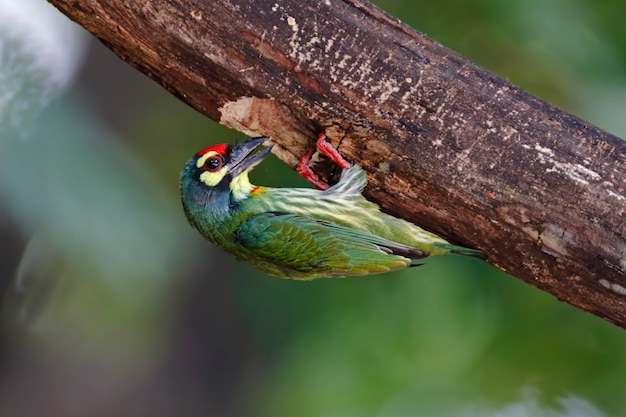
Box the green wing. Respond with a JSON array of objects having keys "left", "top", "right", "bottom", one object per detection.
[{"left": 235, "top": 212, "right": 429, "bottom": 279}]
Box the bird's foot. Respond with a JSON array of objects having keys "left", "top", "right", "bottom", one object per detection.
[
  {"left": 297, "top": 132, "right": 351, "bottom": 190},
  {"left": 314, "top": 132, "right": 351, "bottom": 169}
]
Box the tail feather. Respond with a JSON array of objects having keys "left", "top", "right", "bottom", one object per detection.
[
  {"left": 450, "top": 246, "right": 487, "bottom": 260},
  {"left": 433, "top": 243, "right": 487, "bottom": 260}
]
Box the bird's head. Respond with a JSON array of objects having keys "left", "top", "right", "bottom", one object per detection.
[{"left": 180, "top": 136, "right": 273, "bottom": 209}]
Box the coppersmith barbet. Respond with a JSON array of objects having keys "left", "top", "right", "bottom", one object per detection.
[{"left": 180, "top": 134, "right": 485, "bottom": 279}]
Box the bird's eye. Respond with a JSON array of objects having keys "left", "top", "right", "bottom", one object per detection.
[{"left": 203, "top": 155, "right": 224, "bottom": 172}]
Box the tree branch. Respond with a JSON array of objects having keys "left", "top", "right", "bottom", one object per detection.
[{"left": 48, "top": 0, "right": 626, "bottom": 327}]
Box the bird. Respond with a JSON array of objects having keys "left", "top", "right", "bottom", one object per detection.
[{"left": 180, "top": 133, "right": 486, "bottom": 279}]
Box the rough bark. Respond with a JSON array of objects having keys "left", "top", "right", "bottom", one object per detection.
[{"left": 47, "top": 0, "right": 626, "bottom": 327}]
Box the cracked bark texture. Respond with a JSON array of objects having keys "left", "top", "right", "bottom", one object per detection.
[{"left": 47, "top": 0, "right": 626, "bottom": 327}]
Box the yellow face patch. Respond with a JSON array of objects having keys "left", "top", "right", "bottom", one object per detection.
[
  {"left": 197, "top": 151, "right": 228, "bottom": 187},
  {"left": 230, "top": 171, "right": 255, "bottom": 201}
]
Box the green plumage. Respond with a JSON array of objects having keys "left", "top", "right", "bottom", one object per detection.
[
  {"left": 235, "top": 212, "right": 422, "bottom": 278},
  {"left": 180, "top": 137, "right": 485, "bottom": 279}
]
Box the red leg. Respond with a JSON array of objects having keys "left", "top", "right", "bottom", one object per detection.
[
  {"left": 297, "top": 147, "right": 330, "bottom": 190},
  {"left": 315, "top": 132, "right": 351, "bottom": 169},
  {"left": 296, "top": 132, "right": 351, "bottom": 190}
]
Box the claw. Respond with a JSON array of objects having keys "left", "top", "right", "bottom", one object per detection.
[
  {"left": 297, "top": 147, "right": 329, "bottom": 190},
  {"left": 315, "top": 132, "right": 351, "bottom": 169},
  {"left": 296, "top": 132, "right": 351, "bottom": 190}
]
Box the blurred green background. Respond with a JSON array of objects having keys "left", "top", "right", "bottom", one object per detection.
[{"left": 1, "top": 0, "right": 625, "bottom": 416}]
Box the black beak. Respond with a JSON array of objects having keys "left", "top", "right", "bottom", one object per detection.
[{"left": 229, "top": 136, "right": 273, "bottom": 177}]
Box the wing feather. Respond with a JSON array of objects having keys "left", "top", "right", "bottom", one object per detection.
[{"left": 236, "top": 212, "right": 429, "bottom": 278}]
